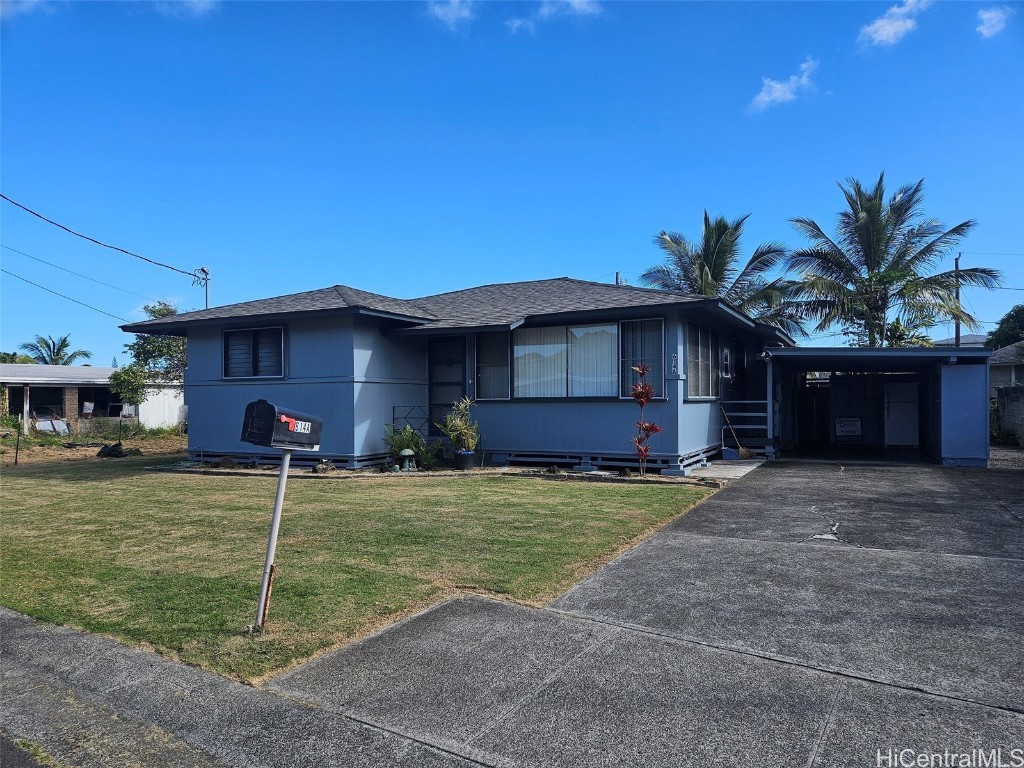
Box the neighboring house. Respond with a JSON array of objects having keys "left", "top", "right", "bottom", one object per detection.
[
  {"left": 933, "top": 333, "right": 988, "bottom": 348},
  {"left": 990, "top": 343, "right": 1024, "bottom": 396},
  {"left": 122, "top": 276, "right": 992, "bottom": 470},
  {"left": 0, "top": 364, "right": 186, "bottom": 433}
]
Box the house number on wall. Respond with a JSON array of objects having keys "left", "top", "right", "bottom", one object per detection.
[{"left": 671, "top": 353, "right": 678, "bottom": 375}]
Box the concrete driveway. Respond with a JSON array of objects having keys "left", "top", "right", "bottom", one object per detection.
[{"left": 3, "top": 463, "right": 1022, "bottom": 766}]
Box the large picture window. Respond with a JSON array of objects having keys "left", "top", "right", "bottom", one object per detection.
[
  {"left": 476, "top": 331, "right": 510, "bottom": 400},
  {"left": 224, "top": 328, "right": 283, "bottom": 378},
  {"left": 620, "top": 319, "right": 664, "bottom": 398},
  {"left": 686, "top": 323, "right": 719, "bottom": 398},
  {"left": 512, "top": 323, "right": 619, "bottom": 398}
]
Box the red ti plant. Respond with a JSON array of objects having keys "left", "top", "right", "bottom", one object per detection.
[{"left": 630, "top": 364, "right": 663, "bottom": 478}]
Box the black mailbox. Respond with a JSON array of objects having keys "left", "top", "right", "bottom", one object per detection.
[{"left": 241, "top": 400, "right": 322, "bottom": 451}]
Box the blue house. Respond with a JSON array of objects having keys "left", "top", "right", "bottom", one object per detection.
[{"left": 122, "top": 277, "right": 991, "bottom": 470}]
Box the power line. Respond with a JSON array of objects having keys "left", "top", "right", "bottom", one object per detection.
[
  {"left": 1, "top": 244, "right": 157, "bottom": 301},
  {"left": 0, "top": 193, "right": 204, "bottom": 281},
  {"left": 0, "top": 268, "right": 130, "bottom": 322},
  {"left": 958, "top": 252, "right": 1024, "bottom": 257}
]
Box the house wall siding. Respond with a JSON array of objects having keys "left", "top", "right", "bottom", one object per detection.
[
  {"left": 940, "top": 363, "right": 990, "bottom": 466},
  {"left": 351, "top": 316, "right": 428, "bottom": 456},
  {"left": 184, "top": 316, "right": 358, "bottom": 459}
]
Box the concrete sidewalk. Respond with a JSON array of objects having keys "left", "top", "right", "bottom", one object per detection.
[{"left": 3, "top": 462, "right": 1022, "bottom": 766}]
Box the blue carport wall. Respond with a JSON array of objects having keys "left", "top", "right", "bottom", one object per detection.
[{"left": 764, "top": 347, "right": 991, "bottom": 467}]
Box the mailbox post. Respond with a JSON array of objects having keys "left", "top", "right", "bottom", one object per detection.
[{"left": 241, "top": 400, "right": 323, "bottom": 630}]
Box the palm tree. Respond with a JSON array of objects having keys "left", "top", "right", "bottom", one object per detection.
[
  {"left": 18, "top": 334, "right": 93, "bottom": 365},
  {"left": 640, "top": 211, "right": 805, "bottom": 336},
  {"left": 787, "top": 173, "right": 1001, "bottom": 347}
]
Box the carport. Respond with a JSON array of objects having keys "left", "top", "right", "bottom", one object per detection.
[{"left": 764, "top": 347, "right": 991, "bottom": 467}]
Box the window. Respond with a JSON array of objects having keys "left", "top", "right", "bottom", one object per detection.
[
  {"left": 512, "top": 324, "right": 619, "bottom": 398},
  {"left": 569, "top": 324, "right": 618, "bottom": 396},
  {"left": 224, "top": 328, "right": 283, "bottom": 378},
  {"left": 476, "top": 331, "right": 510, "bottom": 400},
  {"left": 686, "top": 323, "right": 719, "bottom": 398},
  {"left": 514, "top": 326, "right": 568, "bottom": 397},
  {"left": 511, "top": 322, "right": 659, "bottom": 399},
  {"left": 620, "top": 320, "right": 664, "bottom": 398}
]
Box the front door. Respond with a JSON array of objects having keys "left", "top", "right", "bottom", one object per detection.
[
  {"left": 428, "top": 337, "right": 466, "bottom": 435},
  {"left": 885, "top": 382, "right": 919, "bottom": 447}
]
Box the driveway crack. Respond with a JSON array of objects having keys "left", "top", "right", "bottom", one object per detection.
[
  {"left": 805, "top": 680, "right": 844, "bottom": 768},
  {"left": 461, "top": 626, "right": 616, "bottom": 750}
]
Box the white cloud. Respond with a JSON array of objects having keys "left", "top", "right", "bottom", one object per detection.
[
  {"left": 749, "top": 57, "right": 818, "bottom": 113},
  {"left": 858, "top": 0, "right": 932, "bottom": 46},
  {"left": 507, "top": 0, "right": 601, "bottom": 35},
  {"left": 977, "top": 6, "right": 1015, "bottom": 38},
  {"left": 505, "top": 17, "right": 536, "bottom": 35},
  {"left": 0, "top": 0, "right": 50, "bottom": 22},
  {"left": 427, "top": 0, "right": 475, "bottom": 31},
  {"left": 154, "top": 0, "right": 220, "bottom": 19}
]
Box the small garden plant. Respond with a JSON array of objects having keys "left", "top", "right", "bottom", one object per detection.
[
  {"left": 436, "top": 396, "right": 479, "bottom": 454},
  {"left": 630, "top": 364, "right": 663, "bottom": 478},
  {"left": 382, "top": 424, "right": 442, "bottom": 469}
]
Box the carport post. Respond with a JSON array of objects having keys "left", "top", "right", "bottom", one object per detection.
[
  {"left": 254, "top": 448, "right": 293, "bottom": 630},
  {"left": 22, "top": 385, "right": 30, "bottom": 436},
  {"left": 766, "top": 359, "right": 775, "bottom": 458}
]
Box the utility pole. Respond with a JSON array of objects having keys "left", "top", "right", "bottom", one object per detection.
[
  {"left": 615, "top": 271, "right": 621, "bottom": 286},
  {"left": 954, "top": 253, "right": 961, "bottom": 348},
  {"left": 195, "top": 267, "right": 211, "bottom": 309}
]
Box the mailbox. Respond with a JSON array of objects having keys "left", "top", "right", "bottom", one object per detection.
[{"left": 241, "top": 400, "right": 322, "bottom": 451}]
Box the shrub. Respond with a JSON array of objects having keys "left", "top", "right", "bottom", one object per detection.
[{"left": 382, "top": 425, "right": 442, "bottom": 469}]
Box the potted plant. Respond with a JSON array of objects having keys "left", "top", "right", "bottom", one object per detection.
[{"left": 436, "top": 396, "right": 479, "bottom": 470}]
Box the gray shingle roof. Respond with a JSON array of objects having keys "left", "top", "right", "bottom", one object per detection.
[
  {"left": 121, "top": 278, "right": 706, "bottom": 334},
  {"left": 410, "top": 278, "right": 704, "bottom": 329},
  {"left": 990, "top": 343, "right": 1024, "bottom": 365},
  {"left": 121, "top": 286, "right": 434, "bottom": 332}
]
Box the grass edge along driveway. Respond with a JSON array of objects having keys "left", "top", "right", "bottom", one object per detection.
[{"left": 1, "top": 457, "right": 710, "bottom": 682}]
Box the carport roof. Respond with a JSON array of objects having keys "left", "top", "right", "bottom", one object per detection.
[
  {"left": 0, "top": 363, "right": 118, "bottom": 386},
  {"left": 766, "top": 346, "right": 991, "bottom": 372}
]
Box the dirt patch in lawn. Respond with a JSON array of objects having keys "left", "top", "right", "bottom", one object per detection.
[{"left": 0, "top": 434, "right": 188, "bottom": 468}]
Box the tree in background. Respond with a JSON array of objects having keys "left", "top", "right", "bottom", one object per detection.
[
  {"left": 108, "top": 363, "right": 147, "bottom": 409},
  {"left": 18, "top": 334, "right": 92, "bottom": 365},
  {"left": 987, "top": 304, "right": 1024, "bottom": 350},
  {"left": 0, "top": 352, "right": 37, "bottom": 364},
  {"left": 124, "top": 302, "right": 187, "bottom": 383},
  {"left": 787, "top": 173, "right": 1001, "bottom": 347},
  {"left": 640, "top": 211, "right": 805, "bottom": 337}
]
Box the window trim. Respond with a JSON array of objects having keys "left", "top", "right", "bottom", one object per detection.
[
  {"left": 617, "top": 318, "right": 666, "bottom": 401},
  {"left": 222, "top": 326, "right": 285, "bottom": 380}
]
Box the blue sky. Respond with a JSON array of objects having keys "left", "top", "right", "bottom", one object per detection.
[{"left": 2, "top": 0, "right": 1022, "bottom": 364}]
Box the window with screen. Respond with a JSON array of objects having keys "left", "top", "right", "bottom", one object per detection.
[
  {"left": 620, "top": 319, "right": 664, "bottom": 398},
  {"left": 686, "top": 323, "right": 719, "bottom": 398}
]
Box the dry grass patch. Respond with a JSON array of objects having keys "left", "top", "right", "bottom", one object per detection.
[{"left": 1, "top": 456, "right": 710, "bottom": 681}]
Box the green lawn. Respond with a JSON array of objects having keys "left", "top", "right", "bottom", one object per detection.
[{"left": 0, "top": 457, "right": 709, "bottom": 681}]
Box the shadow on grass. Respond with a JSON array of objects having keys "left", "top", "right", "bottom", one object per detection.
[{"left": 2, "top": 453, "right": 190, "bottom": 482}]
